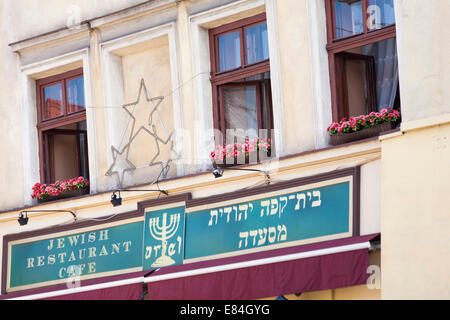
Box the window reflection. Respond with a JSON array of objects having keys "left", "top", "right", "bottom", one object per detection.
[
  {"left": 43, "top": 83, "right": 63, "bottom": 120},
  {"left": 223, "top": 85, "right": 259, "bottom": 143},
  {"left": 67, "top": 76, "right": 86, "bottom": 113},
  {"left": 368, "top": 0, "right": 395, "bottom": 31},
  {"left": 218, "top": 31, "right": 241, "bottom": 72},
  {"left": 334, "top": 0, "right": 363, "bottom": 39},
  {"left": 245, "top": 22, "right": 269, "bottom": 65}
]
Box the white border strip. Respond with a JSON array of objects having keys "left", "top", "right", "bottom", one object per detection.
[
  {"left": 19, "top": 48, "right": 98, "bottom": 204},
  {"left": 144, "top": 241, "right": 371, "bottom": 283},
  {"left": 6, "top": 276, "right": 144, "bottom": 301}
]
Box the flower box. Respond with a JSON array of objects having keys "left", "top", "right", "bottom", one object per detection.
[
  {"left": 212, "top": 149, "right": 272, "bottom": 168},
  {"left": 36, "top": 187, "right": 90, "bottom": 203},
  {"left": 329, "top": 121, "right": 397, "bottom": 145},
  {"left": 32, "top": 177, "right": 90, "bottom": 203},
  {"left": 328, "top": 108, "right": 401, "bottom": 146},
  {"left": 210, "top": 138, "right": 272, "bottom": 168}
]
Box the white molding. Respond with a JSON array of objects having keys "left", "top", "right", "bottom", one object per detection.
[
  {"left": 20, "top": 48, "right": 87, "bottom": 76},
  {"left": 100, "top": 22, "right": 185, "bottom": 177},
  {"left": 6, "top": 276, "right": 144, "bottom": 300},
  {"left": 401, "top": 113, "right": 450, "bottom": 133},
  {"left": 89, "top": 0, "right": 177, "bottom": 29},
  {"left": 265, "top": 0, "right": 286, "bottom": 157},
  {"left": 19, "top": 49, "right": 98, "bottom": 205},
  {"left": 306, "top": 0, "right": 333, "bottom": 149},
  {"left": 378, "top": 130, "right": 403, "bottom": 141},
  {"left": 190, "top": 0, "right": 265, "bottom": 24},
  {"left": 10, "top": 26, "right": 90, "bottom": 53},
  {"left": 189, "top": 0, "right": 286, "bottom": 170},
  {"left": 9, "top": 0, "right": 178, "bottom": 53},
  {"left": 189, "top": 14, "right": 214, "bottom": 171}
]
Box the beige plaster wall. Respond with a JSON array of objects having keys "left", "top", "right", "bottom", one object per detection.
[
  {"left": 275, "top": 0, "right": 316, "bottom": 154},
  {"left": 0, "top": 0, "right": 150, "bottom": 209},
  {"left": 0, "top": 0, "right": 323, "bottom": 210},
  {"left": 5, "top": 0, "right": 150, "bottom": 43},
  {"left": 381, "top": 123, "right": 450, "bottom": 299},
  {"left": 395, "top": 0, "right": 450, "bottom": 122},
  {"left": 121, "top": 37, "right": 177, "bottom": 185},
  {"left": 379, "top": 0, "right": 450, "bottom": 299},
  {"left": 0, "top": 1, "right": 24, "bottom": 210},
  {"left": 0, "top": 0, "right": 383, "bottom": 299}
]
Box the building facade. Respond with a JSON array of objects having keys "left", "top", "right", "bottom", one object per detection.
[{"left": 0, "top": 0, "right": 448, "bottom": 300}]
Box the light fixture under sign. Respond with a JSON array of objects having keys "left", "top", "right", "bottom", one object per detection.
[
  {"left": 110, "top": 189, "right": 169, "bottom": 207},
  {"left": 212, "top": 166, "right": 271, "bottom": 185},
  {"left": 18, "top": 210, "right": 77, "bottom": 226}
]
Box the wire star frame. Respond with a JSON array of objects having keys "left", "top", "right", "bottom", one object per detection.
[{"left": 105, "top": 78, "right": 180, "bottom": 188}]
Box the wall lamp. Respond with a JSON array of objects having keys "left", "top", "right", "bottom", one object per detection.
[
  {"left": 18, "top": 212, "right": 28, "bottom": 226},
  {"left": 212, "top": 166, "right": 271, "bottom": 185},
  {"left": 111, "top": 189, "right": 169, "bottom": 207},
  {"left": 18, "top": 210, "right": 77, "bottom": 226}
]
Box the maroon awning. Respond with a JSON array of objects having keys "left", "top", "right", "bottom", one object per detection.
[
  {"left": 0, "top": 270, "right": 147, "bottom": 300},
  {"left": 39, "top": 281, "right": 144, "bottom": 300},
  {"left": 145, "top": 233, "right": 380, "bottom": 300},
  {"left": 1, "top": 234, "right": 379, "bottom": 300}
]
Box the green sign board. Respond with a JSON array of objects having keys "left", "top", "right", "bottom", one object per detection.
[
  {"left": 4, "top": 169, "right": 357, "bottom": 293},
  {"left": 143, "top": 205, "right": 185, "bottom": 270},
  {"left": 184, "top": 181, "right": 352, "bottom": 261},
  {"left": 7, "top": 219, "right": 143, "bottom": 292}
]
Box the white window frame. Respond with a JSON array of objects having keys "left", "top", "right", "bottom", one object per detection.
[
  {"left": 19, "top": 48, "right": 97, "bottom": 205},
  {"left": 189, "top": 0, "right": 285, "bottom": 170}
]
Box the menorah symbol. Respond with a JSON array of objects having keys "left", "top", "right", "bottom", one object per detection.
[{"left": 149, "top": 212, "right": 180, "bottom": 267}]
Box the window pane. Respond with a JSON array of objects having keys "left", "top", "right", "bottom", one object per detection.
[
  {"left": 361, "top": 38, "right": 399, "bottom": 111},
  {"left": 344, "top": 58, "right": 370, "bottom": 116},
  {"left": 43, "top": 83, "right": 63, "bottom": 120},
  {"left": 368, "top": 0, "right": 395, "bottom": 31},
  {"left": 50, "top": 133, "right": 79, "bottom": 182},
  {"left": 67, "top": 76, "right": 85, "bottom": 113},
  {"left": 245, "top": 72, "right": 271, "bottom": 136},
  {"left": 79, "top": 132, "right": 88, "bottom": 178},
  {"left": 77, "top": 121, "right": 89, "bottom": 179},
  {"left": 334, "top": 0, "right": 363, "bottom": 39},
  {"left": 222, "top": 85, "right": 259, "bottom": 143},
  {"left": 245, "top": 22, "right": 269, "bottom": 64},
  {"left": 218, "top": 31, "right": 241, "bottom": 72}
]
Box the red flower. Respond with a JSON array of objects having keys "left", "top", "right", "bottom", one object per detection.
[
  {"left": 30, "top": 176, "right": 89, "bottom": 200},
  {"left": 328, "top": 108, "right": 400, "bottom": 136}
]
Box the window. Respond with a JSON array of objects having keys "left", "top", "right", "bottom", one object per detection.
[
  {"left": 330, "top": 0, "right": 396, "bottom": 41},
  {"left": 326, "top": 0, "right": 400, "bottom": 121},
  {"left": 209, "top": 13, "right": 273, "bottom": 146},
  {"left": 36, "top": 68, "right": 89, "bottom": 184}
]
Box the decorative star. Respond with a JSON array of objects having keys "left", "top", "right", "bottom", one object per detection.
[
  {"left": 105, "top": 78, "right": 182, "bottom": 187},
  {"left": 123, "top": 79, "right": 167, "bottom": 143},
  {"left": 105, "top": 145, "right": 136, "bottom": 188}
]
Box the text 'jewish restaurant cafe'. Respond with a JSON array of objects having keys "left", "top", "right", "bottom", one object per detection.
[{"left": 1, "top": 168, "right": 379, "bottom": 300}]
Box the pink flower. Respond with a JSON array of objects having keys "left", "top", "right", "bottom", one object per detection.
[
  {"left": 328, "top": 108, "right": 401, "bottom": 136},
  {"left": 30, "top": 176, "right": 89, "bottom": 199},
  {"left": 209, "top": 138, "right": 271, "bottom": 162}
]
